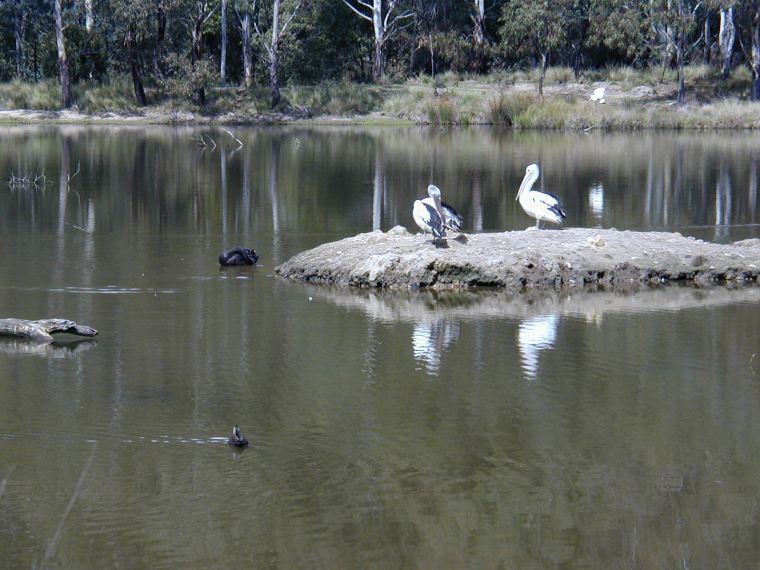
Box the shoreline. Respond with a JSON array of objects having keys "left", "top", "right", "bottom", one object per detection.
[{"left": 3, "top": 69, "right": 760, "bottom": 129}]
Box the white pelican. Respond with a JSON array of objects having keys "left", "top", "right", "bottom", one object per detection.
[
  {"left": 516, "top": 164, "right": 567, "bottom": 229},
  {"left": 590, "top": 86, "right": 606, "bottom": 103},
  {"left": 413, "top": 184, "right": 447, "bottom": 239},
  {"left": 422, "top": 185, "right": 463, "bottom": 232}
]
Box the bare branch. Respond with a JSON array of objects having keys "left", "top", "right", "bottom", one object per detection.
[
  {"left": 279, "top": 0, "right": 303, "bottom": 36},
  {"left": 342, "top": 0, "right": 373, "bottom": 22},
  {"left": 222, "top": 129, "right": 244, "bottom": 147}
]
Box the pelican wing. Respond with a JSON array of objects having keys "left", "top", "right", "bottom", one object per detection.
[
  {"left": 534, "top": 191, "right": 566, "bottom": 219},
  {"left": 413, "top": 200, "right": 445, "bottom": 238},
  {"left": 441, "top": 202, "right": 464, "bottom": 232}
]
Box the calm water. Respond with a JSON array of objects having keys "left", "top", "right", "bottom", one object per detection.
[{"left": 1, "top": 126, "right": 760, "bottom": 569}]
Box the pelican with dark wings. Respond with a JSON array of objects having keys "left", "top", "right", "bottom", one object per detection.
[
  {"left": 412, "top": 184, "right": 463, "bottom": 239},
  {"left": 516, "top": 164, "right": 566, "bottom": 229}
]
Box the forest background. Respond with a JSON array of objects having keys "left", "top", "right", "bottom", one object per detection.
[{"left": 2, "top": 0, "right": 760, "bottom": 127}]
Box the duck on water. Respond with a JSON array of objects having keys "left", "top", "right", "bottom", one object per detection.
[{"left": 227, "top": 425, "right": 249, "bottom": 447}]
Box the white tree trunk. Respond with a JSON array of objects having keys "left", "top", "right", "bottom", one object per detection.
[
  {"left": 220, "top": 0, "right": 227, "bottom": 84},
  {"left": 241, "top": 13, "right": 253, "bottom": 88},
  {"left": 719, "top": 6, "right": 735, "bottom": 79},
  {"left": 473, "top": 0, "right": 485, "bottom": 45},
  {"left": 270, "top": 0, "right": 281, "bottom": 107},
  {"left": 85, "top": 0, "right": 94, "bottom": 32},
  {"left": 373, "top": 0, "right": 384, "bottom": 80},
  {"left": 55, "top": 0, "right": 74, "bottom": 108}
]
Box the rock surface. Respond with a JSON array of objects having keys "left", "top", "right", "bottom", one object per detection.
[{"left": 275, "top": 226, "right": 760, "bottom": 290}]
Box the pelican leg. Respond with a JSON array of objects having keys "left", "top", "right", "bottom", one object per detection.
[{"left": 535, "top": 219, "right": 541, "bottom": 229}]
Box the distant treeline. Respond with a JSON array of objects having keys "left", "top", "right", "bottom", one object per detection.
[{"left": 1, "top": 1, "right": 760, "bottom": 108}]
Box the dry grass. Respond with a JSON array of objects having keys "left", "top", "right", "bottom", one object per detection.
[{"left": 1, "top": 66, "right": 760, "bottom": 129}]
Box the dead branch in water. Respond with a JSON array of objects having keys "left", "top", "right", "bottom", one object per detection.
[
  {"left": 7, "top": 171, "right": 51, "bottom": 190},
  {"left": 193, "top": 134, "right": 217, "bottom": 151},
  {"left": 222, "top": 128, "right": 244, "bottom": 148},
  {"left": 0, "top": 318, "right": 98, "bottom": 343}
]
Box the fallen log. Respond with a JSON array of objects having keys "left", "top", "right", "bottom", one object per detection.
[{"left": 0, "top": 318, "right": 98, "bottom": 343}]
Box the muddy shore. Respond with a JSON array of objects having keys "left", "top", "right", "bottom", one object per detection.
[{"left": 275, "top": 226, "right": 760, "bottom": 290}]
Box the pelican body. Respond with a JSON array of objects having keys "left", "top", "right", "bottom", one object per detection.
[
  {"left": 421, "top": 185, "right": 463, "bottom": 232},
  {"left": 413, "top": 184, "right": 463, "bottom": 239},
  {"left": 516, "top": 164, "right": 566, "bottom": 229},
  {"left": 413, "top": 185, "right": 447, "bottom": 239},
  {"left": 227, "top": 425, "right": 249, "bottom": 447}
]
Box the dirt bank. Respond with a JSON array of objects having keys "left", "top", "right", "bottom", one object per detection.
[{"left": 275, "top": 226, "right": 760, "bottom": 290}]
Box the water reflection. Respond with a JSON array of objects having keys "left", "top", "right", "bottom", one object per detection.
[
  {"left": 2, "top": 127, "right": 760, "bottom": 568},
  {"left": 517, "top": 314, "right": 560, "bottom": 382},
  {"left": 411, "top": 320, "right": 460, "bottom": 375},
  {"left": 588, "top": 182, "right": 604, "bottom": 223},
  {"left": 2, "top": 128, "right": 760, "bottom": 257}
]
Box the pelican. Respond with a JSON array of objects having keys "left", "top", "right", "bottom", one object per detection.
[
  {"left": 516, "top": 164, "right": 567, "bottom": 229},
  {"left": 413, "top": 184, "right": 447, "bottom": 239},
  {"left": 422, "top": 185, "right": 463, "bottom": 232},
  {"left": 590, "top": 86, "right": 606, "bottom": 103}
]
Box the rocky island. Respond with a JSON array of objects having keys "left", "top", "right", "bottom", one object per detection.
[{"left": 275, "top": 226, "right": 760, "bottom": 290}]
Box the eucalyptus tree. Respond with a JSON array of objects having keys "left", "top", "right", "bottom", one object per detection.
[
  {"left": 221, "top": 0, "right": 228, "bottom": 83},
  {"left": 499, "top": 0, "right": 580, "bottom": 100},
  {"left": 341, "top": 0, "right": 414, "bottom": 80},
  {"left": 113, "top": 0, "right": 155, "bottom": 105},
  {"left": 249, "top": 0, "right": 304, "bottom": 107},
  {"left": 166, "top": 0, "right": 219, "bottom": 105},
  {"left": 54, "top": 0, "right": 74, "bottom": 107},
  {"left": 234, "top": 0, "right": 255, "bottom": 87},
  {"left": 587, "top": 0, "right": 653, "bottom": 66},
  {"left": 718, "top": 3, "right": 736, "bottom": 77},
  {"left": 650, "top": 0, "right": 698, "bottom": 105}
]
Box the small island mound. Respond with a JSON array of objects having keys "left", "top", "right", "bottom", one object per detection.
[{"left": 275, "top": 226, "right": 760, "bottom": 290}]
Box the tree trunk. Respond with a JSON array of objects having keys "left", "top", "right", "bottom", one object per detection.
[
  {"left": 752, "top": 6, "right": 760, "bottom": 101},
  {"left": 703, "top": 12, "right": 710, "bottom": 65},
  {"left": 54, "top": 0, "right": 74, "bottom": 108},
  {"left": 538, "top": 52, "right": 547, "bottom": 101},
  {"left": 372, "top": 0, "right": 385, "bottom": 80},
  {"left": 676, "top": 28, "right": 686, "bottom": 105},
  {"left": 472, "top": 0, "right": 485, "bottom": 45},
  {"left": 85, "top": 0, "right": 94, "bottom": 32},
  {"left": 241, "top": 13, "right": 253, "bottom": 88},
  {"left": 220, "top": 0, "right": 227, "bottom": 85},
  {"left": 14, "top": 10, "right": 27, "bottom": 80},
  {"left": 126, "top": 25, "right": 147, "bottom": 106},
  {"left": 719, "top": 6, "right": 735, "bottom": 79},
  {"left": 191, "top": 17, "right": 206, "bottom": 106},
  {"left": 270, "top": 0, "right": 282, "bottom": 107}
]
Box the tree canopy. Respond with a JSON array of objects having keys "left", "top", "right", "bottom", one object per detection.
[{"left": 2, "top": 0, "right": 760, "bottom": 105}]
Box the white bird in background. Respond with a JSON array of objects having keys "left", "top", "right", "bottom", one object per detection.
[
  {"left": 590, "top": 86, "right": 606, "bottom": 103},
  {"left": 413, "top": 184, "right": 460, "bottom": 239},
  {"left": 422, "top": 185, "right": 463, "bottom": 232},
  {"left": 516, "top": 164, "right": 567, "bottom": 229}
]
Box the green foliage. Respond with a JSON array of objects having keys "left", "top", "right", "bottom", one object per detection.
[
  {"left": 487, "top": 93, "right": 536, "bottom": 125},
  {"left": 0, "top": 79, "right": 59, "bottom": 109}
]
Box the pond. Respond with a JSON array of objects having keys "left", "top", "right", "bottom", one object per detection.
[{"left": 0, "top": 126, "right": 759, "bottom": 568}]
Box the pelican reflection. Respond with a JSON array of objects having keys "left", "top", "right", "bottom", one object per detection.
[{"left": 518, "top": 314, "right": 560, "bottom": 381}]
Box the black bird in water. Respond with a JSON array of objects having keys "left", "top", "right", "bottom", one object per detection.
[
  {"left": 219, "top": 246, "right": 259, "bottom": 266},
  {"left": 227, "top": 425, "right": 249, "bottom": 447}
]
